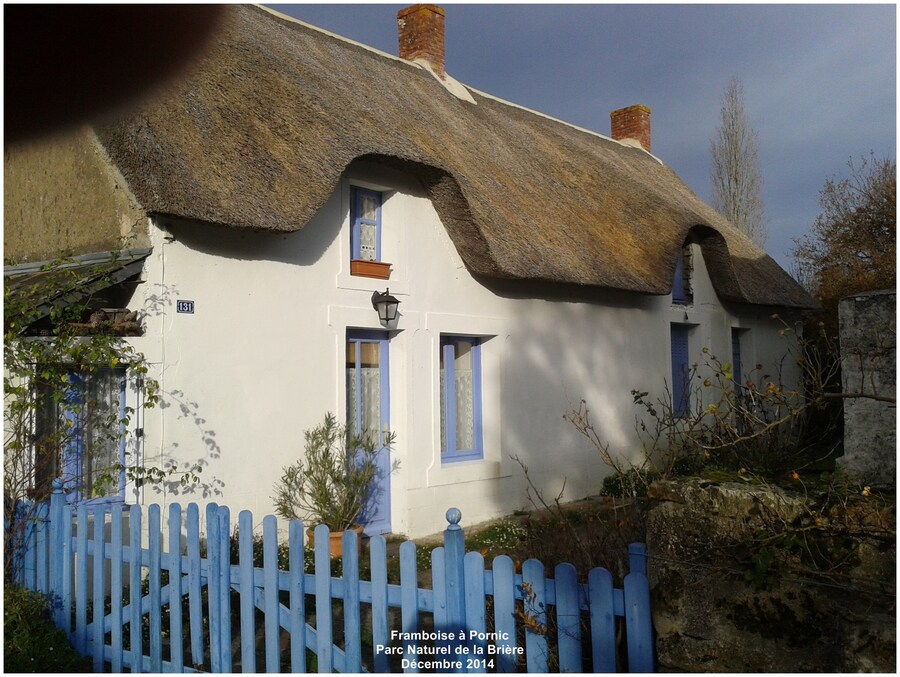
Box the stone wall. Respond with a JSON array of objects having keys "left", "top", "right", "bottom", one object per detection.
[
  {"left": 838, "top": 290, "right": 896, "bottom": 487},
  {"left": 645, "top": 479, "right": 894, "bottom": 672}
]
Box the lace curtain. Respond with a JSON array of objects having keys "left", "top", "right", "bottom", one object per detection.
[
  {"left": 440, "top": 342, "right": 475, "bottom": 452},
  {"left": 84, "top": 369, "right": 123, "bottom": 498},
  {"left": 346, "top": 361, "right": 381, "bottom": 441}
]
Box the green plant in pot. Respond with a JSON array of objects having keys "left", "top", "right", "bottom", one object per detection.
[{"left": 273, "top": 413, "right": 394, "bottom": 556}]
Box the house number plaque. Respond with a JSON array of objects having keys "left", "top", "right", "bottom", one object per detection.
[{"left": 176, "top": 300, "right": 195, "bottom": 314}]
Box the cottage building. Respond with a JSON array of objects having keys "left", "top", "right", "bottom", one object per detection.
[{"left": 5, "top": 5, "right": 812, "bottom": 537}]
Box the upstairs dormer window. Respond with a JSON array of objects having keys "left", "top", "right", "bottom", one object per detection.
[
  {"left": 352, "top": 187, "right": 381, "bottom": 261},
  {"left": 350, "top": 186, "right": 391, "bottom": 279},
  {"left": 672, "top": 243, "right": 693, "bottom": 305}
]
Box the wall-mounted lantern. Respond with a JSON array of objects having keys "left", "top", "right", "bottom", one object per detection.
[{"left": 371, "top": 288, "right": 400, "bottom": 325}]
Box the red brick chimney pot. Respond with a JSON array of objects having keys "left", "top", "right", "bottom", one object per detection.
[
  {"left": 610, "top": 104, "right": 652, "bottom": 152},
  {"left": 398, "top": 4, "right": 446, "bottom": 77}
]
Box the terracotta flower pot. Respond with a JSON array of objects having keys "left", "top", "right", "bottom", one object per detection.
[{"left": 306, "top": 524, "right": 364, "bottom": 558}]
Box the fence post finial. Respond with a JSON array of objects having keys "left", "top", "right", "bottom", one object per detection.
[{"left": 445, "top": 507, "right": 462, "bottom": 530}]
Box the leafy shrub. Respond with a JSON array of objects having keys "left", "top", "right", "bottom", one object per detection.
[
  {"left": 567, "top": 323, "right": 846, "bottom": 488},
  {"left": 601, "top": 468, "right": 660, "bottom": 498},
  {"left": 272, "top": 413, "right": 394, "bottom": 531},
  {"left": 4, "top": 586, "right": 91, "bottom": 673}
]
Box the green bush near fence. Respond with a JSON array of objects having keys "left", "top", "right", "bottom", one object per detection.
[{"left": 3, "top": 585, "right": 91, "bottom": 673}]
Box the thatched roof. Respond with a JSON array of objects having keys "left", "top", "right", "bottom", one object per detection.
[{"left": 95, "top": 5, "right": 812, "bottom": 308}]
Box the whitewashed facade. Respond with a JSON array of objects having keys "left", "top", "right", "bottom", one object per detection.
[{"left": 123, "top": 160, "right": 800, "bottom": 538}]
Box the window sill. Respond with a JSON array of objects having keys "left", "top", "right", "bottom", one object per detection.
[
  {"left": 441, "top": 450, "right": 484, "bottom": 464},
  {"left": 350, "top": 259, "right": 392, "bottom": 279}
]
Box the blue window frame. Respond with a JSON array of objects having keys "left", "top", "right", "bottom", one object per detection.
[
  {"left": 350, "top": 187, "right": 382, "bottom": 262},
  {"left": 345, "top": 330, "right": 392, "bottom": 534},
  {"left": 345, "top": 330, "right": 390, "bottom": 444},
  {"left": 440, "top": 336, "right": 483, "bottom": 462},
  {"left": 672, "top": 245, "right": 692, "bottom": 305},
  {"left": 35, "top": 367, "right": 128, "bottom": 504},
  {"left": 731, "top": 328, "right": 744, "bottom": 388},
  {"left": 670, "top": 325, "right": 691, "bottom": 418}
]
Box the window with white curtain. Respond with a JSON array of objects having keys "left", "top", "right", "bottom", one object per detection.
[
  {"left": 346, "top": 338, "right": 383, "bottom": 441},
  {"left": 350, "top": 187, "right": 382, "bottom": 262},
  {"left": 440, "top": 336, "right": 483, "bottom": 462},
  {"left": 33, "top": 367, "right": 128, "bottom": 503}
]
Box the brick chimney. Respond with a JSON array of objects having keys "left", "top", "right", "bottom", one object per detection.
[
  {"left": 610, "top": 105, "right": 651, "bottom": 152},
  {"left": 398, "top": 4, "right": 445, "bottom": 78}
]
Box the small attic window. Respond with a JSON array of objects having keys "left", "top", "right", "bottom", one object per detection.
[
  {"left": 351, "top": 187, "right": 380, "bottom": 261},
  {"left": 350, "top": 186, "right": 391, "bottom": 279},
  {"left": 672, "top": 243, "right": 693, "bottom": 305}
]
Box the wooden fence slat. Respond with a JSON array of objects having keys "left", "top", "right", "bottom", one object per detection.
[
  {"left": 238, "top": 510, "right": 256, "bottom": 673},
  {"left": 431, "top": 546, "right": 447, "bottom": 657},
  {"left": 371, "top": 534, "right": 389, "bottom": 673},
  {"left": 169, "top": 504, "right": 184, "bottom": 672},
  {"left": 148, "top": 507, "right": 164, "bottom": 671},
  {"left": 588, "top": 567, "right": 617, "bottom": 673},
  {"left": 8, "top": 501, "right": 22, "bottom": 586},
  {"left": 15, "top": 501, "right": 26, "bottom": 587},
  {"left": 110, "top": 504, "right": 124, "bottom": 673},
  {"left": 218, "top": 506, "right": 233, "bottom": 673},
  {"left": 342, "top": 530, "right": 362, "bottom": 673},
  {"left": 262, "top": 515, "right": 280, "bottom": 673},
  {"left": 129, "top": 504, "right": 143, "bottom": 673},
  {"left": 205, "top": 503, "right": 221, "bottom": 673},
  {"left": 443, "top": 509, "right": 466, "bottom": 662},
  {"left": 60, "top": 500, "right": 74, "bottom": 637},
  {"left": 186, "top": 504, "right": 203, "bottom": 668},
  {"left": 491, "top": 555, "right": 518, "bottom": 673},
  {"left": 289, "top": 520, "right": 306, "bottom": 674},
  {"left": 624, "top": 571, "right": 654, "bottom": 673},
  {"left": 399, "top": 541, "right": 419, "bottom": 673},
  {"left": 24, "top": 502, "right": 36, "bottom": 591},
  {"left": 75, "top": 504, "right": 89, "bottom": 654},
  {"left": 522, "top": 558, "right": 548, "bottom": 673},
  {"left": 49, "top": 483, "right": 64, "bottom": 626},
  {"left": 555, "top": 562, "right": 582, "bottom": 673},
  {"left": 464, "top": 551, "right": 487, "bottom": 672},
  {"left": 36, "top": 502, "right": 49, "bottom": 595},
  {"left": 148, "top": 504, "right": 162, "bottom": 673},
  {"left": 92, "top": 506, "right": 105, "bottom": 672},
  {"left": 628, "top": 543, "right": 648, "bottom": 576},
  {"left": 431, "top": 548, "right": 445, "bottom": 623},
  {"left": 314, "top": 524, "right": 333, "bottom": 674}
]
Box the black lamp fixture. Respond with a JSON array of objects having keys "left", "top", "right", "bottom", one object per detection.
[{"left": 371, "top": 288, "right": 400, "bottom": 324}]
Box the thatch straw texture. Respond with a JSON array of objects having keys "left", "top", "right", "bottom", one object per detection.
[{"left": 96, "top": 5, "right": 812, "bottom": 308}]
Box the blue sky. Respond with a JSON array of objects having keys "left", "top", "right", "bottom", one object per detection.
[{"left": 268, "top": 3, "right": 896, "bottom": 271}]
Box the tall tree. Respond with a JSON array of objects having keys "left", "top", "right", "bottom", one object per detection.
[
  {"left": 710, "top": 77, "right": 767, "bottom": 248},
  {"left": 793, "top": 153, "right": 896, "bottom": 308}
]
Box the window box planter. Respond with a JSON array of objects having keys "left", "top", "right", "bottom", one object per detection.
[{"left": 350, "top": 259, "right": 392, "bottom": 279}]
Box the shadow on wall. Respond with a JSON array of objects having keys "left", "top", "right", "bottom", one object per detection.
[
  {"left": 152, "top": 388, "right": 225, "bottom": 500},
  {"left": 129, "top": 278, "right": 226, "bottom": 502},
  {"left": 470, "top": 277, "right": 668, "bottom": 526},
  {"left": 159, "top": 202, "right": 343, "bottom": 266}
]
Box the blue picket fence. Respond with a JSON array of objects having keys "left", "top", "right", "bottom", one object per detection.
[{"left": 10, "top": 481, "right": 654, "bottom": 673}]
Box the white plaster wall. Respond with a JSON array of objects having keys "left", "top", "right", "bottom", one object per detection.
[{"left": 128, "top": 161, "right": 801, "bottom": 538}]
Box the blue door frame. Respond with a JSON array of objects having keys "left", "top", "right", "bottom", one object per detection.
[{"left": 346, "top": 330, "right": 391, "bottom": 535}]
